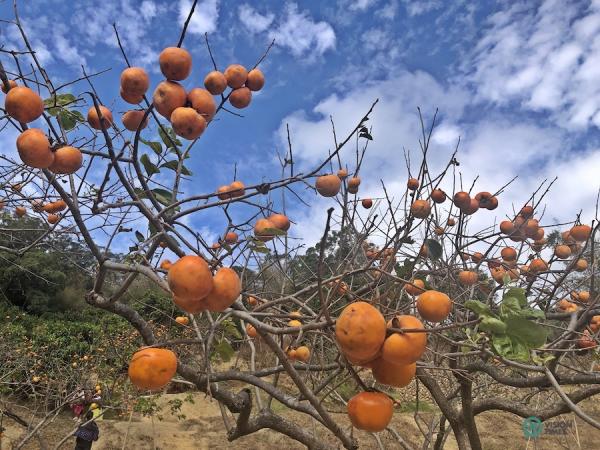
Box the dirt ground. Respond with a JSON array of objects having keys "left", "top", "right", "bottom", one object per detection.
[{"left": 2, "top": 392, "right": 599, "bottom": 449}]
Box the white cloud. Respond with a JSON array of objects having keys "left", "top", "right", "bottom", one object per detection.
[
  {"left": 268, "top": 3, "right": 336, "bottom": 58},
  {"left": 140, "top": 0, "right": 158, "bottom": 21},
  {"left": 277, "top": 69, "right": 600, "bottom": 248},
  {"left": 239, "top": 4, "right": 275, "bottom": 33},
  {"left": 401, "top": 0, "right": 442, "bottom": 16},
  {"left": 350, "top": 0, "right": 378, "bottom": 11},
  {"left": 178, "top": 0, "right": 219, "bottom": 35},
  {"left": 466, "top": 0, "right": 600, "bottom": 130},
  {"left": 377, "top": 0, "right": 399, "bottom": 20}
]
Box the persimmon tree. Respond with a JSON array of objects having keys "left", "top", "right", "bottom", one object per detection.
[{"left": 1, "top": 1, "right": 600, "bottom": 449}]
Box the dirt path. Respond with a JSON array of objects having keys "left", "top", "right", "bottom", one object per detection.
[{"left": 2, "top": 392, "right": 599, "bottom": 449}]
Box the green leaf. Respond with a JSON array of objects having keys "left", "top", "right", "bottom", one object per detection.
[
  {"left": 250, "top": 245, "right": 270, "bottom": 253},
  {"left": 140, "top": 154, "right": 159, "bottom": 176},
  {"left": 500, "top": 297, "right": 522, "bottom": 318},
  {"left": 135, "top": 231, "right": 144, "bottom": 242},
  {"left": 464, "top": 300, "right": 494, "bottom": 318},
  {"left": 140, "top": 138, "right": 163, "bottom": 155},
  {"left": 262, "top": 227, "right": 287, "bottom": 236},
  {"left": 158, "top": 126, "right": 181, "bottom": 147},
  {"left": 151, "top": 188, "right": 175, "bottom": 206},
  {"left": 44, "top": 93, "right": 76, "bottom": 107},
  {"left": 491, "top": 334, "right": 512, "bottom": 357},
  {"left": 213, "top": 339, "right": 234, "bottom": 362},
  {"left": 520, "top": 308, "right": 545, "bottom": 319},
  {"left": 424, "top": 239, "right": 443, "bottom": 260},
  {"left": 160, "top": 160, "right": 192, "bottom": 176},
  {"left": 58, "top": 110, "right": 78, "bottom": 131},
  {"left": 221, "top": 319, "right": 241, "bottom": 339},
  {"left": 505, "top": 287, "right": 527, "bottom": 307},
  {"left": 505, "top": 316, "right": 548, "bottom": 348},
  {"left": 480, "top": 317, "right": 507, "bottom": 334}
]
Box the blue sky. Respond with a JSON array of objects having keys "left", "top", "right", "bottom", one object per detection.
[{"left": 1, "top": 0, "right": 599, "bottom": 254}]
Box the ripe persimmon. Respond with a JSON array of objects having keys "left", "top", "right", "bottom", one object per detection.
[
  {"left": 529, "top": 258, "right": 548, "bottom": 273},
  {"left": 575, "top": 259, "right": 588, "bottom": 272},
  {"left": 347, "top": 392, "right": 393, "bottom": 432},
  {"left": 461, "top": 198, "right": 479, "bottom": 215},
  {"left": 416, "top": 290, "right": 452, "bottom": 322},
  {"left": 404, "top": 279, "right": 425, "bottom": 296},
  {"left": 554, "top": 245, "right": 571, "bottom": 259},
  {"left": 224, "top": 231, "right": 238, "bottom": 244},
  {"left": 471, "top": 252, "right": 484, "bottom": 263},
  {"left": 499, "top": 220, "right": 514, "bottom": 235},
  {"left": 371, "top": 358, "right": 416, "bottom": 388},
  {"left": 168, "top": 255, "right": 213, "bottom": 302},
  {"left": 347, "top": 176, "right": 361, "bottom": 194},
  {"left": 172, "top": 295, "right": 205, "bottom": 314},
  {"left": 128, "top": 348, "right": 177, "bottom": 391},
  {"left": 47, "top": 214, "right": 59, "bottom": 224},
  {"left": 188, "top": 88, "right": 217, "bottom": 121},
  {"left": 120, "top": 67, "right": 149, "bottom": 96},
  {"left": 204, "top": 71, "right": 228, "bottom": 95},
  {"left": 224, "top": 64, "right": 248, "bottom": 89},
  {"left": 229, "top": 180, "right": 245, "bottom": 197},
  {"left": 453, "top": 191, "right": 470, "bottom": 209},
  {"left": 120, "top": 88, "right": 143, "bottom": 104},
  {"left": 570, "top": 225, "right": 591, "bottom": 242},
  {"left": 362, "top": 198, "right": 373, "bottom": 209},
  {"left": 407, "top": 178, "right": 419, "bottom": 190},
  {"left": 295, "top": 346, "right": 310, "bottom": 362},
  {"left": 447, "top": 218, "right": 456, "bottom": 226},
  {"left": 170, "top": 107, "right": 207, "bottom": 140},
  {"left": 246, "top": 68, "right": 265, "bottom": 91},
  {"left": 159, "top": 47, "right": 192, "bottom": 81},
  {"left": 16, "top": 128, "right": 54, "bottom": 169},
  {"left": 335, "top": 301, "right": 386, "bottom": 364},
  {"left": 382, "top": 315, "right": 427, "bottom": 364},
  {"left": 458, "top": 270, "right": 478, "bottom": 285},
  {"left": 520, "top": 205, "right": 534, "bottom": 218},
  {"left": 153, "top": 80, "right": 187, "bottom": 119},
  {"left": 431, "top": 189, "right": 446, "bottom": 203},
  {"left": 501, "top": 247, "right": 517, "bottom": 261},
  {"left": 87, "top": 105, "right": 113, "bottom": 130},
  {"left": 175, "top": 316, "right": 189, "bottom": 325},
  {"left": 246, "top": 324, "right": 258, "bottom": 338},
  {"left": 229, "top": 87, "right": 252, "bottom": 108},
  {"left": 15, "top": 206, "right": 26, "bottom": 217},
  {"left": 160, "top": 260, "right": 172, "bottom": 270},
  {"left": 216, "top": 185, "right": 231, "bottom": 200},
  {"left": 203, "top": 267, "right": 241, "bottom": 312},
  {"left": 410, "top": 199, "right": 431, "bottom": 219},
  {"left": 269, "top": 213, "right": 290, "bottom": 231},
  {"left": 254, "top": 218, "right": 275, "bottom": 241},
  {"left": 122, "top": 110, "right": 148, "bottom": 131},
  {"left": 337, "top": 168, "right": 348, "bottom": 179},
  {"left": 49, "top": 146, "right": 83, "bottom": 174},
  {"left": 5, "top": 86, "right": 44, "bottom": 123},
  {"left": 315, "top": 174, "right": 341, "bottom": 197}
]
